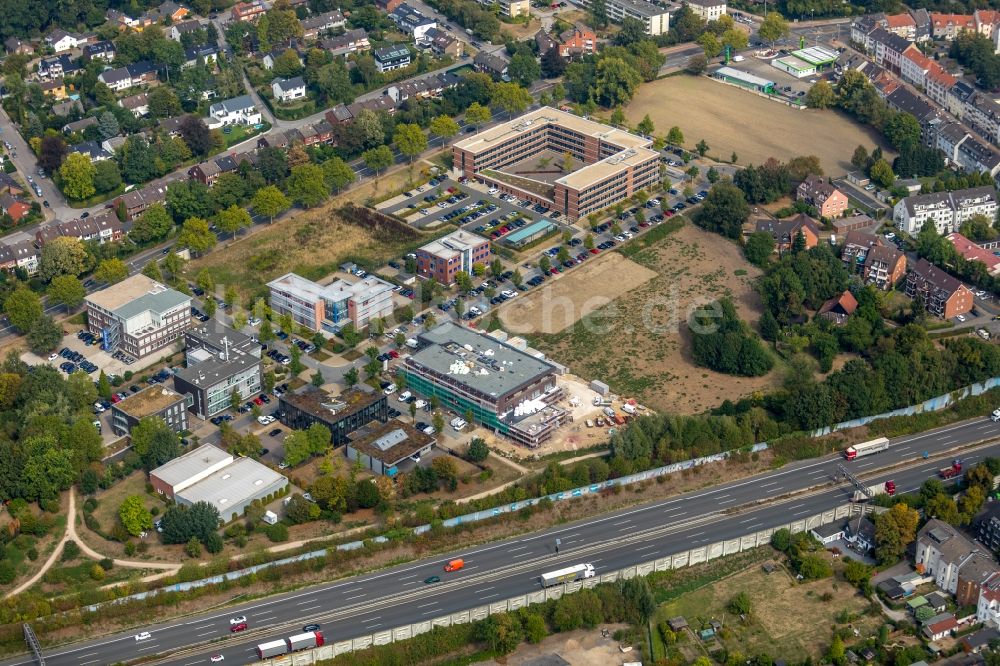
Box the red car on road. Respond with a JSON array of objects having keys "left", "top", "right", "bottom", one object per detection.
[{"left": 230, "top": 622, "right": 248, "bottom": 633}]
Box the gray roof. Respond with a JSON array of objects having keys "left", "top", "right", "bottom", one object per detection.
[
  {"left": 174, "top": 350, "right": 260, "bottom": 388},
  {"left": 811, "top": 521, "right": 846, "bottom": 538},
  {"left": 175, "top": 456, "right": 287, "bottom": 510},
  {"left": 407, "top": 324, "right": 558, "bottom": 399},
  {"left": 210, "top": 94, "right": 256, "bottom": 114},
  {"left": 273, "top": 76, "right": 306, "bottom": 93},
  {"left": 87, "top": 274, "right": 190, "bottom": 319},
  {"left": 374, "top": 44, "right": 411, "bottom": 62},
  {"left": 605, "top": 0, "right": 667, "bottom": 18},
  {"left": 151, "top": 444, "right": 232, "bottom": 487}
]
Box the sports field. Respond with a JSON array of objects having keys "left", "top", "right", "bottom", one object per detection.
[{"left": 626, "top": 76, "right": 891, "bottom": 176}]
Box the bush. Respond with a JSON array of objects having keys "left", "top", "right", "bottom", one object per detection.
[
  {"left": 265, "top": 523, "right": 288, "bottom": 542},
  {"left": 84, "top": 513, "right": 101, "bottom": 532},
  {"left": 61, "top": 541, "right": 81, "bottom": 561},
  {"left": 185, "top": 537, "right": 202, "bottom": 558},
  {"left": 26, "top": 547, "right": 38, "bottom": 561},
  {"left": 204, "top": 532, "right": 224, "bottom": 554},
  {"left": 0, "top": 561, "right": 15, "bottom": 584},
  {"left": 83, "top": 498, "right": 98, "bottom": 513},
  {"left": 124, "top": 541, "right": 137, "bottom": 556},
  {"left": 99, "top": 558, "right": 114, "bottom": 571},
  {"left": 89, "top": 564, "right": 105, "bottom": 581},
  {"left": 41, "top": 498, "right": 60, "bottom": 513}
]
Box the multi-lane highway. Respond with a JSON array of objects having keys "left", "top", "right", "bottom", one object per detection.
[{"left": 4, "top": 417, "right": 999, "bottom": 666}]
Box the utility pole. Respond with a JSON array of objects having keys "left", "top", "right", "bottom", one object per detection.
[{"left": 838, "top": 463, "right": 873, "bottom": 537}]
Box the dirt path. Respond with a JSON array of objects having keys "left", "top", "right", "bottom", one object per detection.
[{"left": 5, "top": 492, "right": 74, "bottom": 598}]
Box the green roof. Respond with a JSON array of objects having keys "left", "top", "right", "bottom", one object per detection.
[{"left": 504, "top": 219, "right": 554, "bottom": 245}]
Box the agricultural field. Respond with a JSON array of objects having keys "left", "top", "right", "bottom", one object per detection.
[
  {"left": 654, "top": 561, "right": 881, "bottom": 662},
  {"left": 626, "top": 76, "right": 891, "bottom": 176},
  {"left": 526, "top": 220, "right": 779, "bottom": 414}
]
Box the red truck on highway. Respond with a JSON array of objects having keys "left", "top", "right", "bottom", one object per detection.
[{"left": 939, "top": 460, "right": 963, "bottom": 479}]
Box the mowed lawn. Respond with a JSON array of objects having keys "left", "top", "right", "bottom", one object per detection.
[
  {"left": 655, "top": 564, "right": 880, "bottom": 661},
  {"left": 626, "top": 75, "right": 892, "bottom": 176}
]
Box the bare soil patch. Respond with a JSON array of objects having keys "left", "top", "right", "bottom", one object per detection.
[
  {"left": 498, "top": 253, "right": 658, "bottom": 335},
  {"left": 626, "top": 75, "right": 892, "bottom": 176},
  {"left": 473, "top": 625, "right": 634, "bottom": 666},
  {"left": 527, "top": 221, "right": 779, "bottom": 414}
]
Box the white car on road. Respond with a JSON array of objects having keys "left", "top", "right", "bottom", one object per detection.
[
  {"left": 229, "top": 616, "right": 246, "bottom": 625},
  {"left": 257, "top": 415, "right": 275, "bottom": 425},
  {"left": 135, "top": 632, "right": 152, "bottom": 642}
]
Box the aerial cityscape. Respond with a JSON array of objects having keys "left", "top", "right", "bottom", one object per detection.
[{"left": 7, "top": 0, "right": 1000, "bottom": 664}]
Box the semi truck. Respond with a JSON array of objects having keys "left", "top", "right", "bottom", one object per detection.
[
  {"left": 843, "top": 437, "right": 890, "bottom": 461},
  {"left": 939, "top": 460, "right": 963, "bottom": 479},
  {"left": 540, "top": 563, "right": 596, "bottom": 587},
  {"left": 255, "top": 631, "right": 325, "bottom": 659}
]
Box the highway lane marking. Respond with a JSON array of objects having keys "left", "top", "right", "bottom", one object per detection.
[
  {"left": 417, "top": 601, "right": 439, "bottom": 609},
  {"left": 759, "top": 481, "right": 779, "bottom": 487},
  {"left": 196, "top": 631, "right": 215, "bottom": 637},
  {"left": 192, "top": 624, "right": 214, "bottom": 631},
  {"left": 482, "top": 593, "right": 500, "bottom": 599},
  {"left": 399, "top": 574, "right": 419, "bottom": 580},
  {"left": 507, "top": 545, "right": 530, "bottom": 552},
  {"left": 612, "top": 519, "right": 633, "bottom": 525},
  {"left": 512, "top": 551, "right": 534, "bottom": 557},
  {"left": 636, "top": 544, "right": 658, "bottom": 552},
  {"left": 298, "top": 599, "right": 322, "bottom": 605},
  {"left": 739, "top": 517, "right": 760, "bottom": 523},
  {"left": 719, "top": 498, "right": 738, "bottom": 504},
  {"left": 80, "top": 660, "right": 101, "bottom": 665},
  {"left": 344, "top": 593, "right": 366, "bottom": 601},
  {"left": 298, "top": 604, "right": 322, "bottom": 612},
  {"left": 475, "top": 586, "right": 495, "bottom": 593},
  {"left": 688, "top": 531, "right": 704, "bottom": 538},
  {"left": 715, "top": 494, "right": 730, "bottom": 499}
]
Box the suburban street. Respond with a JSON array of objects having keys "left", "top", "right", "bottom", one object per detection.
[{"left": 4, "top": 418, "right": 999, "bottom": 666}]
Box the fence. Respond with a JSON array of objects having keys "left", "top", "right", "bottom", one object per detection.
[{"left": 250, "top": 503, "right": 864, "bottom": 665}]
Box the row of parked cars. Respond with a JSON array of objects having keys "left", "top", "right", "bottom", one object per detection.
[
  {"left": 267, "top": 348, "right": 291, "bottom": 365},
  {"left": 54, "top": 347, "right": 99, "bottom": 374}
]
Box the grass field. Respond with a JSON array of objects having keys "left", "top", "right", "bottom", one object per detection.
[
  {"left": 626, "top": 76, "right": 892, "bottom": 176},
  {"left": 655, "top": 561, "right": 881, "bottom": 662},
  {"left": 526, "top": 219, "right": 779, "bottom": 414}
]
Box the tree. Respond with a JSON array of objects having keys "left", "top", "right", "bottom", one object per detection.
[
  {"left": 94, "top": 258, "right": 128, "bottom": 285},
  {"left": 130, "top": 417, "right": 181, "bottom": 470},
  {"left": 273, "top": 48, "right": 303, "bottom": 77},
  {"left": 216, "top": 204, "right": 252, "bottom": 241},
  {"left": 93, "top": 160, "right": 123, "bottom": 194},
  {"left": 492, "top": 82, "right": 532, "bottom": 116},
  {"left": 60, "top": 152, "right": 96, "bottom": 201},
  {"left": 343, "top": 366, "right": 359, "bottom": 387},
  {"left": 38, "top": 136, "right": 68, "bottom": 174},
  {"left": 758, "top": 12, "right": 789, "bottom": 44},
  {"left": 695, "top": 182, "right": 751, "bottom": 239},
  {"left": 159, "top": 501, "right": 220, "bottom": 545},
  {"left": 851, "top": 145, "right": 870, "bottom": 170},
  {"left": 685, "top": 53, "right": 708, "bottom": 74},
  {"left": 393, "top": 123, "right": 428, "bottom": 163},
  {"left": 695, "top": 139, "right": 709, "bottom": 157},
  {"left": 744, "top": 232, "right": 775, "bottom": 267},
  {"left": 148, "top": 86, "right": 182, "bottom": 118},
  {"left": 728, "top": 591, "right": 753, "bottom": 616},
  {"left": 321, "top": 157, "right": 355, "bottom": 193},
  {"left": 468, "top": 437, "right": 489, "bottom": 462},
  {"left": 594, "top": 57, "right": 642, "bottom": 107},
  {"left": 179, "top": 114, "right": 213, "bottom": 156},
  {"left": 874, "top": 503, "right": 919, "bottom": 564},
  {"left": 119, "top": 495, "right": 153, "bottom": 536},
  {"left": 509, "top": 52, "right": 541, "bottom": 87},
  {"left": 27, "top": 316, "right": 62, "bottom": 355},
  {"left": 429, "top": 115, "right": 460, "bottom": 143},
  {"left": 870, "top": 159, "right": 895, "bottom": 189},
  {"left": 805, "top": 80, "right": 836, "bottom": 109},
  {"left": 589, "top": 0, "right": 608, "bottom": 26},
  {"left": 48, "top": 275, "right": 86, "bottom": 311},
  {"left": 476, "top": 614, "right": 523, "bottom": 655},
  {"left": 637, "top": 114, "right": 655, "bottom": 136},
  {"left": 251, "top": 185, "right": 291, "bottom": 223},
  {"left": 884, "top": 112, "right": 922, "bottom": 151},
  {"left": 97, "top": 111, "right": 120, "bottom": 140},
  {"left": 541, "top": 47, "right": 566, "bottom": 79},
  {"left": 465, "top": 102, "right": 492, "bottom": 129},
  {"left": 4, "top": 286, "right": 42, "bottom": 333},
  {"left": 178, "top": 217, "right": 217, "bottom": 255},
  {"left": 667, "top": 126, "right": 684, "bottom": 146},
  {"left": 39, "top": 237, "right": 89, "bottom": 281},
  {"left": 363, "top": 145, "right": 394, "bottom": 177}
]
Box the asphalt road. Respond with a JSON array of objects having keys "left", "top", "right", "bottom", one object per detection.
[{"left": 6, "top": 417, "right": 1000, "bottom": 666}]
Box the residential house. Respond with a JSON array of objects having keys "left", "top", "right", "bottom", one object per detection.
[
  {"left": 947, "top": 79, "right": 977, "bottom": 118},
  {"left": 474, "top": 50, "right": 510, "bottom": 79},
  {"left": 183, "top": 44, "right": 219, "bottom": 68},
  {"left": 424, "top": 28, "right": 463, "bottom": 58},
  {"left": 51, "top": 99, "right": 84, "bottom": 118},
  {"left": 925, "top": 63, "right": 957, "bottom": 107},
  {"left": 979, "top": 504, "right": 1000, "bottom": 557},
  {"left": 904, "top": 258, "right": 975, "bottom": 318},
  {"left": 39, "top": 79, "right": 67, "bottom": 100},
  {"left": 46, "top": 29, "right": 93, "bottom": 53},
  {"left": 105, "top": 8, "right": 142, "bottom": 30},
  {"left": 0, "top": 197, "right": 30, "bottom": 224},
  {"left": 36, "top": 212, "right": 123, "bottom": 245},
  {"left": 685, "top": 0, "right": 727, "bottom": 21},
  {"left": 930, "top": 12, "right": 975, "bottom": 40},
  {"left": 326, "top": 104, "right": 353, "bottom": 124},
  {"left": 38, "top": 55, "right": 79, "bottom": 80},
  {"left": 267, "top": 272, "right": 395, "bottom": 333},
  {"left": 69, "top": 141, "right": 111, "bottom": 162},
  {"left": 574, "top": 0, "right": 669, "bottom": 35},
  {"left": 98, "top": 61, "right": 158, "bottom": 92},
  {"left": 0, "top": 173, "right": 25, "bottom": 197},
  {"left": 912, "top": 7, "right": 932, "bottom": 40},
  {"left": 964, "top": 93, "right": 1000, "bottom": 145},
  {"left": 272, "top": 76, "right": 307, "bottom": 103},
  {"left": 754, "top": 214, "right": 820, "bottom": 252},
  {"left": 846, "top": 516, "right": 877, "bottom": 553},
  {"left": 0, "top": 240, "right": 40, "bottom": 274},
  {"left": 475, "top": 0, "right": 530, "bottom": 17},
  {"left": 389, "top": 4, "right": 437, "bottom": 44},
  {"left": 841, "top": 230, "right": 882, "bottom": 271},
  {"left": 963, "top": 627, "right": 1000, "bottom": 653},
  {"left": 116, "top": 183, "right": 168, "bottom": 221},
  {"left": 958, "top": 551, "right": 1000, "bottom": 606},
  {"left": 144, "top": 1, "right": 190, "bottom": 24},
  {"left": 231, "top": 1, "right": 265, "bottom": 22},
  {"left": 817, "top": 290, "right": 858, "bottom": 325},
  {"left": 4, "top": 37, "right": 32, "bottom": 56},
  {"left": 302, "top": 10, "right": 346, "bottom": 40},
  {"left": 119, "top": 92, "right": 150, "bottom": 117},
  {"left": 375, "top": 0, "right": 404, "bottom": 12},
  {"left": 82, "top": 40, "right": 116, "bottom": 63},
  {"left": 535, "top": 29, "right": 558, "bottom": 55},
  {"left": 297, "top": 121, "right": 334, "bottom": 145},
  {"left": 974, "top": 8, "right": 1000, "bottom": 37},
  {"left": 208, "top": 95, "right": 261, "bottom": 126},
  {"left": 101, "top": 136, "right": 127, "bottom": 155},
  {"left": 885, "top": 88, "right": 941, "bottom": 141},
  {"left": 170, "top": 19, "right": 204, "bottom": 41},
  {"left": 867, "top": 27, "right": 911, "bottom": 74},
  {"left": 948, "top": 232, "right": 1000, "bottom": 275},
  {"left": 885, "top": 12, "right": 918, "bottom": 39},
  {"left": 862, "top": 243, "right": 907, "bottom": 290},
  {"left": 159, "top": 116, "right": 186, "bottom": 136},
  {"left": 318, "top": 29, "right": 370, "bottom": 57},
  {"left": 900, "top": 44, "right": 932, "bottom": 88},
  {"left": 385, "top": 71, "right": 460, "bottom": 104},
  {"left": 923, "top": 613, "right": 959, "bottom": 641},
  {"left": 262, "top": 45, "right": 303, "bottom": 70},
  {"left": 373, "top": 45, "right": 412, "bottom": 73},
  {"left": 954, "top": 186, "right": 997, "bottom": 227},
  {"left": 894, "top": 191, "right": 956, "bottom": 234},
  {"left": 916, "top": 519, "right": 984, "bottom": 593},
  {"left": 560, "top": 26, "right": 597, "bottom": 58},
  {"left": 188, "top": 155, "right": 239, "bottom": 186},
  {"left": 957, "top": 133, "right": 1000, "bottom": 177},
  {"left": 797, "top": 175, "right": 848, "bottom": 218},
  {"left": 62, "top": 117, "right": 98, "bottom": 135}
]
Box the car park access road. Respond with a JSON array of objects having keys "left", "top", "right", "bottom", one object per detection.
[{"left": 7, "top": 417, "right": 1000, "bottom": 666}]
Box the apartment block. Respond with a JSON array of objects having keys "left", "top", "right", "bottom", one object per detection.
[
  {"left": 574, "top": 0, "right": 670, "bottom": 34},
  {"left": 267, "top": 272, "right": 394, "bottom": 335},
  {"left": 904, "top": 258, "right": 974, "bottom": 319},
  {"left": 893, "top": 186, "right": 998, "bottom": 234},
  {"left": 416, "top": 231, "right": 491, "bottom": 285}
]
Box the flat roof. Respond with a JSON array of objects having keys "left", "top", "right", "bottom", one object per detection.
[
  {"left": 266, "top": 272, "right": 392, "bottom": 305},
  {"left": 186, "top": 323, "right": 257, "bottom": 355},
  {"left": 504, "top": 219, "right": 555, "bottom": 244},
  {"left": 151, "top": 444, "right": 231, "bottom": 487},
  {"left": 774, "top": 55, "right": 815, "bottom": 71},
  {"left": 86, "top": 274, "right": 190, "bottom": 318},
  {"left": 281, "top": 387, "right": 383, "bottom": 424},
  {"left": 115, "top": 385, "right": 185, "bottom": 419},
  {"left": 715, "top": 66, "right": 774, "bottom": 87},
  {"left": 453, "top": 106, "right": 651, "bottom": 156},
  {"left": 792, "top": 45, "right": 838, "bottom": 65},
  {"left": 407, "top": 323, "right": 557, "bottom": 399},
  {"left": 348, "top": 420, "right": 434, "bottom": 466},
  {"left": 175, "top": 456, "right": 287, "bottom": 510},
  {"left": 175, "top": 350, "right": 260, "bottom": 387},
  {"left": 556, "top": 145, "right": 659, "bottom": 191},
  {"left": 419, "top": 230, "right": 489, "bottom": 259}
]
